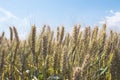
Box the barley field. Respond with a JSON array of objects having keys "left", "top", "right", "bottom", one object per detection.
[{"left": 0, "top": 24, "right": 120, "bottom": 80}]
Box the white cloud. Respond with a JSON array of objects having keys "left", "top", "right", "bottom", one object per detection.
[
  {"left": 0, "top": 7, "right": 35, "bottom": 40},
  {"left": 110, "top": 10, "right": 114, "bottom": 14},
  {"left": 0, "top": 7, "right": 18, "bottom": 22},
  {"left": 100, "top": 10, "right": 120, "bottom": 31}
]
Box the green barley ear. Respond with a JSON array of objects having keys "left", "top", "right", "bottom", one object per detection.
[
  {"left": 88, "top": 27, "right": 98, "bottom": 52},
  {"left": 109, "top": 30, "right": 113, "bottom": 42},
  {"left": 99, "top": 24, "right": 107, "bottom": 51},
  {"left": 31, "top": 25, "right": 36, "bottom": 62},
  {"left": 9, "top": 27, "right": 13, "bottom": 41},
  {"left": 10, "top": 27, "right": 19, "bottom": 80},
  {"left": 59, "top": 26, "right": 64, "bottom": 44},
  {"left": 101, "top": 24, "right": 106, "bottom": 38},
  {"left": 77, "top": 24, "right": 81, "bottom": 35},
  {"left": 13, "top": 26, "right": 20, "bottom": 56},
  {"left": 84, "top": 26, "right": 91, "bottom": 42},
  {"left": 64, "top": 33, "right": 70, "bottom": 46},
  {"left": 13, "top": 26, "right": 19, "bottom": 42},
  {"left": 31, "top": 25, "right": 39, "bottom": 76},
  {"left": 42, "top": 35, "right": 48, "bottom": 80},
  {"left": 62, "top": 46, "right": 67, "bottom": 78},
  {"left": 47, "top": 25, "right": 51, "bottom": 34},
  {"left": 42, "top": 35, "right": 48, "bottom": 60},
  {"left": 92, "top": 26, "right": 98, "bottom": 41},
  {"left": 56, "top": 27, "right": 60, "bottom": 42},
  {"left": 10, "top": 26, "right": 19, "bottom": 80},
  {"left": 31, "top": 25, "right": 36, "bottom": 53},
  {"left": 53, "top": 51, "right": 58, "bottom": 74},
  {"left": 0, "top": 32, "right": 4, "bottom": 44},
  {"left": 102, "top": 24, "right": 106, "bottom": 42},
  {"left": 13, "top": 26, "right": 20, "bottom": 60},
  {"left": 41, "top": 25, "right": 46, "bottom": 35},
  {"left": 0, "top": 49, "right": 5, "bottom": 78},
  {"left": 20, "top": 53, "right": 26, "bottom": 80},
  {"left": 73, "top": 25, "right": 78, "bottom": 45}
]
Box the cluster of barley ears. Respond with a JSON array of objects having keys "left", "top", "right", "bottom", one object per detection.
[{"left": 0, "top": 24, "right": 120, "bottom": 80}]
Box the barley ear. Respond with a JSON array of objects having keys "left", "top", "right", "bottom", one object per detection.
[
  {"left": 42, "top": 35, "right": 48, "bottom": 80},
  {"left": 9, "top": 27, "right": 13, "bottom": 41}
]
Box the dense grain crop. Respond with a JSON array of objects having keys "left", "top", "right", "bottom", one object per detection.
[{"left": 0, "top": 24, "right": 120, "bottom": 80}]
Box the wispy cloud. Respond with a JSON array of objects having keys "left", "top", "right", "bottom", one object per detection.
[
  {"left": 0, "top": 7, "right": 35, "bottom": 40},
  {"left": 0, "top": 7, "right": 18, "bottom": 22},
  {"left": 100, "top": 10, "right": 120, "bottom": 31}
]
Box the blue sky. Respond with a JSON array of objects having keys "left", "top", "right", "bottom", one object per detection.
[{"left": 0, "top": 0, "right": 120, "bottom": 39}]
